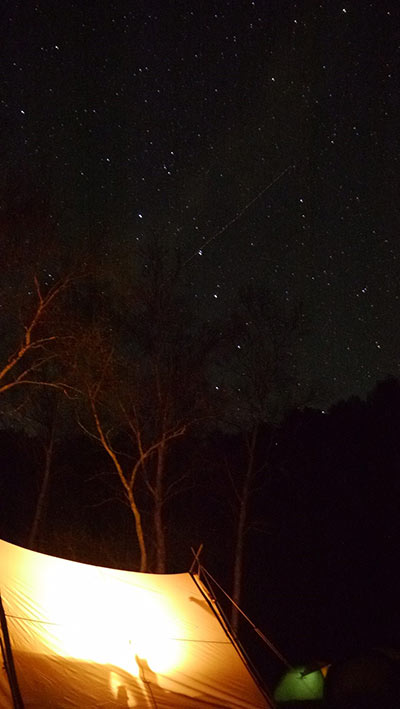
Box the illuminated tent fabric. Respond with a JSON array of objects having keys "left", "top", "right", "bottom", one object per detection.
[{"left": 0, "top": 539, "right": 272, "bottom": 708}]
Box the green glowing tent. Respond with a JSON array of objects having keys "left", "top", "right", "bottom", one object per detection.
[{"left": 274, "top": 665, "right": 327, "bottom": 703}]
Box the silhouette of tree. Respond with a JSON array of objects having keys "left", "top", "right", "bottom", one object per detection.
[{"left": 213, "top": 285, "right": 303, "bottom": 633}]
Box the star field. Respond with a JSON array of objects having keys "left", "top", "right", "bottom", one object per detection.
[{"left": 1, "top": 0, "right": 399, "bottom": 405}]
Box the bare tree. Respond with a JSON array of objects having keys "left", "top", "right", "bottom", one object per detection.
[
  {"left": 215, "top": 286, "right": 303, "bottom": 634},
  {"left": 89, "top": 388, "right": 188, "bottom": 573},
  {"left": 76, "top": 238, "right": 218, "bottom": 572},
  {"left": 0, "top": 275, "right": 74, "bottom": 399},
  {"left": 0, "top": 269, "right": 83, "bottom": 552},
  {"left": 26, "top": 392, "right": 60, "bottom": 548},
  {"left": 123, "top": 243, "right": 217, "bottom": 572},
  {"left": 78, "top": 332, "right": 192, "bottom": 573}
]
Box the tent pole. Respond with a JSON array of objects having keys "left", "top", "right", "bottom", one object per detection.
[
  {"left": 200, "top": 565, "right": 292, "bottom": 670},
  {"left": 0, "top": 595, "right": 25, "bottom": 709},
  {"left": 190, "top": 571, "right": 276, "bottom": 706},
  {"left": 189, "top": 543, "right": 203, "bottom": 575}
]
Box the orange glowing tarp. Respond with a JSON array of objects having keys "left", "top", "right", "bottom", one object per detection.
[{"left": 0, "top": 539, "right": 271, "bottom": 707}]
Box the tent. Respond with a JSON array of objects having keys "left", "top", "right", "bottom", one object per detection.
[
  {"left": 324, "top": 650, "right": 400, "bottom": 708},
  {"left": 0, "top": 539, "right": 273, "bottom": 708},
  {"left": 274, "top": 665, "right": 328, "bottom": 703}
]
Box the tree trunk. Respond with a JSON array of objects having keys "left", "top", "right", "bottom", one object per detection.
[
  {"left": 90, "top": 397, "right": 148, "bottom": 572},
  {"left": 127, "top": 487, "right": 147, "bottom": 572},
  {"left": 154, "top": 439, "right": 166, "bottom": 573},
  {"left": 28, "top": 413, "right": 57, "bottom": 550},
  {"left": 231, "top": 426, "right": 257, "bottom": 636}
]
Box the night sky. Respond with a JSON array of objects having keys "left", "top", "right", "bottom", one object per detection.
[{"left": 2, "top": 0, "right": 399, "bottom": 406}]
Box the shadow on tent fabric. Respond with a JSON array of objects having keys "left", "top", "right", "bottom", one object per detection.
[{"left": 8, "top": 650, "right": 258, "bottom": 708}]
